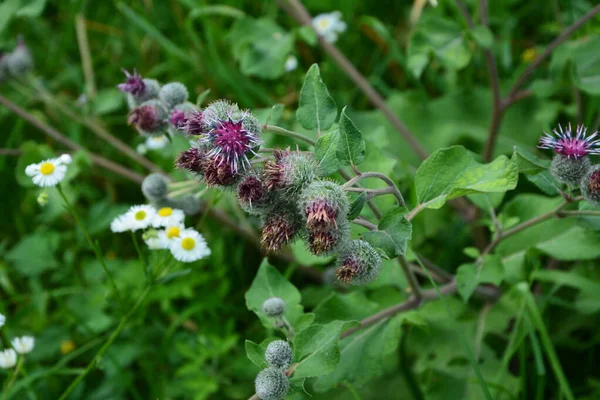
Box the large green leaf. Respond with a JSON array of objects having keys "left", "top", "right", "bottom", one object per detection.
[
  {"left": 314, "top": 130, "right": 342, "bottom": 175},
  {"left": 415, "top": 146, "right": 518, "bottom": 209},
  {"left": 245, "top": 260, "right": 306, "bottom": 329},
  {"left": 456, "top": 255, "right": 504, "bottom": 302},
  {"left": 336, "top": 107, "right": 366, "bottom": 167},
  {"left": 292, "top": 320, "right": 357, "bottom": 379},
  {"left": 362, "top": 206, "right": 412, "bottom": 258},
  {"left": 229, "top": 17, "right": 294, "bottom": 79},
  {"left": 407, "top": 14, "right": 472, "bottom": 78},
  {"left": 512, "top": 146, "right": 559, "bottom": 195},
  {"left": 296, "top": 64, "right": 337, "bottom": 132},
  {"left": 551, "top": 36, "right": 600, "bottom": 95}
]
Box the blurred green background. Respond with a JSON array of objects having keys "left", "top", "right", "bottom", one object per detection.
[{"left": 1, "top": 0, "right": 600, "bottom": 399}]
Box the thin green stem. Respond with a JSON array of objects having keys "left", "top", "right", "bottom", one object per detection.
[
  {"left": 398, "top": 255, "right": 422, "bottom": 300},
  {"left": 131, "top": 232, "right": 150, "bottom": 282},
  {"left": 263, "top": 125, "right": 316, "bottom": 146},
  {"left": 1, "top": 357, "right": 24, "bottom": 400},
  {"left": 342, "top": 171, "right": 405, "bottom": 206},
  {"left": 56, "top": 185, "right": 122, "bottom": 300},
  {"left": 57, "top": 285, "right": 152, "bottom": 400}
]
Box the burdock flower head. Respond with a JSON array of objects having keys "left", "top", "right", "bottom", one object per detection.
[
  {"left": 175, "top": 146, "right": 206, "bottom": 174},
  {"left": 183, "top": 110, "right": 204, "bottom": 136},
  {"left": 128, "top": 99, "right": 169, "bottom": 136},
  {"left": 264, "top": 150, "right": 319, "bottom": 195},
  {"left": 255, "top": 367, "right": 289, "bottom": 400},
  {"left": 540, "top": 124, "right": 597, "bottom": 185},
  {"left": 261, "top": 210, "right": 300, "bottom": 253},
  {"left": 335, "top": 240, "right": 382, "bottom": 285},
  {"left": 158, "top": 82, "right": 188, "bottom": 108},
  {"left": 118, "top": 69, "right": 160, "bottom": 106},
  {"left": 200, "top": 100, "right": 262, "bottom": 173},
  {"left": 581, "top": 165, "right": 600, "bottom": 206},
  {"left": 237, "top": 172, "right": 270, "bottom": 215}
]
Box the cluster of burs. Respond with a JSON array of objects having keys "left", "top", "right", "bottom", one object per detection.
[
  {"left": 0, "top": 37, "right": 33, "bottom": 82},
  {"left": 163, "top": 93, "right": 384, "bottom": 286}
]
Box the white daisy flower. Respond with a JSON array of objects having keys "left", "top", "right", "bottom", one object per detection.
[
  {"left": 12, "top": 336, "right": 35, "bottom": 354},
  {"left": 285, "top": 55, "right": 298, "bottom": 72},
  {"left": 59, "top": 154, "right": 72, "bottom": 164},
  {"left": 136, "top": 143, "right": 148, "bottom": 155},
  {"left": 0, "top": 349, "right": 16, "bottom": 369},
  {"left": 110, "top": 214, "right": 133, "bottom": 233},
  {"left": 169, "top": 229, "right": 211, "bottom": 263},
  {"left": 143, "top": 228, "right": 168, "bottom": 250},
  {"left": 0, "top": 313, "right": 5, "bottom": 328},
  {"left": 145, "top": 135, "right": 169, "bottom": 150},
  {"left": 312, "top": 11, "right": 347, "bottom": 43},
  {"left": 125, "top": 205, "right": 156, "bottom": 231},
  {"left": 25, "top": 157, "right": 68, "bottom": 187},
  {"left": 152, "top": 206, "right": 185, "bottom": 228}
]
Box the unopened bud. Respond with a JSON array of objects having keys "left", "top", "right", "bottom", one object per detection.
[
  {"left": 335, "top": 240, "right": 382, "bottom": 285},
  {"left": 265, "top": 340, "right": 293, "bottom": 369},
  {"left": 255, "top": 367, "right": 289, "bottom": 400},
  {"left": 550, "top": 154, "right": 590, "bottom": 186},
  {"left": 265, "top": 151, "right": 319, "bottom": 195},
  {"left": 142, "top": 173, "right": 169, "bottom": 201},
  {"left": 262, "top": 297, "right": 285, "bottom": 317},
  {"left": 128, "top": 99, "right": 169, "bottom": 136},
  {"left": 37, "top": 191, "right": 49, "bottom": 206},
  {"left": 159, "top": 82, "right": 189, "bottom": 108}
]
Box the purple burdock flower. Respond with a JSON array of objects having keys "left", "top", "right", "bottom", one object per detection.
[
  {"left": 117, "top": 69, "right": 145, "bottom": 96},
  {"left": 183, "top": 111, "right": 204, "bottom": 135},
  {"left": 170, "top": 109, "right": 187, "bottom": 129},
  {"left": 201, "top": 111, "right": 260, "bottom": 173},
  {"left": 539, "top": 124, "right": 600, "bottom": 159}
]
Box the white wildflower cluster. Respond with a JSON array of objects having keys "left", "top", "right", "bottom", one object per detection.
[
  {"left": 111, "top": 205, "right": 210, "bottom": 263},
  {"left": 0, "top": 313, "right": 35, "bottom": 370},
  {"left": 312, "top": 11, "right": 347, "bottom": 43},
  {"left": 25, "top": 154, "right": 72, "bottom": 187}
]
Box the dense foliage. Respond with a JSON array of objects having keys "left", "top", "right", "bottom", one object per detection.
[{"left": 1, "top": 1, "right": 600, "bottom": 399}]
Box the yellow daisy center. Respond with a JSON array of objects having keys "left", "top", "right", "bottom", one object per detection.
[
  {"left": 158, "top": 207, "right": 173, "bottom": 217},
  {"left": 40, "top": 162, "right": 55, "bottom": 175},
  {"left": 318, "top": 19, "right": 330, "bottom": 29},
  {"left": 167, "top": 226, "right": 181, "bottom": 239},
  {"left": 135, "top": 210, "right": 146, "bottom": 221},
  {"left": 181, "top": 237, "right": 196, "bottom": 251}
]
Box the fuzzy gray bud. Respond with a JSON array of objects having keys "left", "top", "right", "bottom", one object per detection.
[
  {"left": 336, "top": 240, "right": 382, "bottom": 285},
  {"left": 581, "top": 165, "right": 600, "bottom": 206},
  {"left": 551, "top": 155, "right": 590, "bottom": 186},
  {"left": 142, "top": 173, "right": 169, "bottom": 201},
  {"left": 159, "top": 82, "right": 189, "bottom": 108},
  {"left": 262, "top": 297, "right": 285, "bottom": 317},
  {"left": 255, "top": 367, "right": 289, "bottom": 400},
  {"left": 265, "top": 340, "right": 293, "bottom": 369}
]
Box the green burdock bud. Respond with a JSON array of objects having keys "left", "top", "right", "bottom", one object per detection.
[
  {"left": 168, "top": 194, "right": 202, "bottom": 215},
  {"left": 335, "top": 240, "right": 382, "bottom": 285},
  {"left": 5, "top": 37, "right": 33, "bottom": 76},
  {"left": 265, "top": 150, "right": 319, "bottom": 195},
  {"left": 265, "top": 340, "right": 293, "bottom": 369},
  {"left": 299, "top": 180, "right": 350, "bottom": 231},
  {"left": 203, "top": 99, "right": 239, "bottom": 123},
  {"left": 551, "top": 154, "right": 590, "bottom": 186},
  {"left": 306, "top": 219, "right": 350, "bottom": 256},
  {"left": 128, "top": 99, "right": 169, "bottom": 136},
  {"left": 255, "top": 367, "right": 289, "bottom": 400},
  {"left": 37, "top": 191, "right": 49, "bottom": 207},
  {"left": 581, "top": 165, "right": 600, "bottom": 206},
  {"left": 262, "top": 297, "right": 285, "bottom": 317},
  {"left": 159, "top": 82, "right": 189, "bottom": 108},
  {"left": 142, "top": 173, "right": 169, "bottom": 201}
]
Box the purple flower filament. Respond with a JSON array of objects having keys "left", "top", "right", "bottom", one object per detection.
[{"left": 539, "top": 123, "right": 600, "bottom": 159}]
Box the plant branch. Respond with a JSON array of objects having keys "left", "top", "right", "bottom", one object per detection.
[
  {"left": 342, "top": 171, "right": 405, "bottom": 206},
  {"left": 263, "top": 124, "right": 316, "bottom": 146},
  {"left": 506, "top": 4, "right": 600, "bottom": 100},
  {"left": 398, "top": 255, "right": 423, "bottom": 300},
  {"left": 279, "top": 0, "right": 429, "bottom": 160},
  {"left": 339, "top": 169, "right": 383, "bottom": 219},
  {"left": 0, "top": 93, "right": 146, "bottom": 184}
]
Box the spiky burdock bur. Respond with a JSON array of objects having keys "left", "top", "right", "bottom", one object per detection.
[
  {"left": 255, "top": 367, "right": 289, "bottom": 400},
  {"left": 335, "top": 240, "right": 382, "bottom": 285},
  {"left": 183, "top": 110, "right": 204, "bottom": 136},
  {"left": 175, "top": 146, "right": 206, "bottom": 173},
  {"left": 168, "top": 103, "right": 196, "bottom": 131},
  {"left": 159, "top": 82, "right": 189, "bottom": 108},
  {"left": 175, "top": 145, "right": 240, "bottom": 187},
  {"left": 265, "top": 340, "right": 293, "bottom": 369},
  {"left": 264, "top": 150, "right": 320, "bottom": 195},
  {"left": 261, "top": 209, "right": 301, "bottom": 253},
  {"left": 142, "top": 173, "right": 169, "bottom": 202},
  {"left": 118, "top": 70, "right": 160, "bottom": 108},
  {"left": 539, "top": 124, "right": 599, "bottom": 186},
  {"left": 200, "top": 100, "right": 262, "bottom": 173},
  {"left": 262, "top": 297, "right": 286, "bottom": 317},
  {"left": 581, "top": 165, "right": 600, "bottom": 206},
  {"left": 237, "top": 172, "right": 271, "bottom": 215},
  {"left": 128, "top": 99, "right": 169, "bottom": 136},
  {"left": 306, "top": 219, "right": 350, "bottom": 256},
  {"left": 551, "top": 155, "right": 591, "bottom": 186}
]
